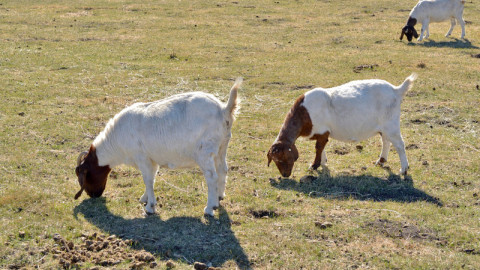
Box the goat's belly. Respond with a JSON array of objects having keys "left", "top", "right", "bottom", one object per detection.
[
  {"left": 329, "top": 128, "right": 378, "bottom": 142},
  {"left": 157, "top": 159, "right": 197, "bottom": 169}
]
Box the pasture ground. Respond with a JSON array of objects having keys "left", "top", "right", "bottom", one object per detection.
[{"left": 1, "top": 0, "right": 479, "bottom": 269}]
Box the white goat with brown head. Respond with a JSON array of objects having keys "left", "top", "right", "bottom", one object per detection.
[
  {"left": 268, "top": 74, "right": 417, "bottom": 177},
  {"left": 400, "top": 0, "right": 466, "bottom": 42},
  {"left": 75, "top": 78, "right": 242, "bottom": 216}
]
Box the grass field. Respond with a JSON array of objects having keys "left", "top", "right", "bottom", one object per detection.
[{"left": 1, "top": 0, "right": 480, "bottom": 269}]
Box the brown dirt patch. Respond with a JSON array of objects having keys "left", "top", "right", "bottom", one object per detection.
[
  {"left": 249, "top": 209, "right": 280, "bottom": 219},
  {"left": 292, "top": 84, "right": 315, "bottom": 90},
  {"left": 405, "top": 144, "right": 419, "bottom": 150},
  {"left": 334, "top": 147, "right": 349, "bottom": 155},
  {"left": 410, "top": 119, "right": 427, "bottom": 124},
  {"left": 353, "top": 64, "right": 378, "bottom": 73},
  {"left": 45, "top": 232, "right": 157, "bottom": 269},
  {"left": 365, "top": 219, "right": 446, "bottom": 245}
]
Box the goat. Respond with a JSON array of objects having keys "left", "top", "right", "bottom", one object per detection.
[
  {"left": 75, "top": 78, "right": 242, "bottom": 216},
  {"left": 400, "top": 0, "right": 466, "bottom": 42},
  {"left": 267, "top": 74, "right": 417, "bottom": 178}
]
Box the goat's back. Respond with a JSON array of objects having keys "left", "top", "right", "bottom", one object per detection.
[
  {"left": 410, "top": 0, "right": 464, "bottom": 22},
  {"left": 94, "top": 92, "right": 229, "bottom": 167},
  {"left": 303, "top": 79, "right": 402, "bottom": 142}
]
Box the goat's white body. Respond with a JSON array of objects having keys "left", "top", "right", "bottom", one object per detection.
[
  {"left": 302, "top": 74, "right": 417, "bottom": 174},
  {"left": 409, "top": 0, "right": 465, "bottom": 41},
  {"left": 92, "top": 80, "right": 241, "bottom": 216},
  {"left": 94, "top": 93, "right": 228, "bottom": 169}
]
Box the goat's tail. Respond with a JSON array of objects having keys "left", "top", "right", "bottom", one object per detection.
[
  {"left": 396, "top": 73, "right": 417, "bottom": 98},
  {"left": 224, "top": 77, "right": 242, "bottom": 120}
]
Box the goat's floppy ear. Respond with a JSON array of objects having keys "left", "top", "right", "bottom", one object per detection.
[
  {"left": 400, "top": 26, "right": 408, "bottom": 40},
  {"left": 267, "top": 151, "right": 272, "bottom": 167},
  {"left": 74, "top": 186, "right": 84, "bottom": 200},
  {"left": 292, "top": 146, "right": 299, "bottom": 161},
  {"left": 74, "top": 167, "right": 87, "bottom": 200},
  {"left": 412, "top": 28, "right": 419, "bottom": 38}
]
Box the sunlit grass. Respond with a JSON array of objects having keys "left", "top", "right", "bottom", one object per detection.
[{"left": 1, "top": 0, "right": 479, "bottom": 269}]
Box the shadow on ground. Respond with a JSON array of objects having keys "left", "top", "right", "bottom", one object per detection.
[
  {"left": 271, "top": 168, "right": 442, "bottom": 206},
  {"left": 409, "top": 38, "right": 479, "bottom": 49},
  {"left": 73, "top": 199, "right": 251, "bottom": 269}
]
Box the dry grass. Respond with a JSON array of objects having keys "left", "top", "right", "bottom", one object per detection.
[{"left": 1, "top": 0, "right": 480, "bottom": 269}]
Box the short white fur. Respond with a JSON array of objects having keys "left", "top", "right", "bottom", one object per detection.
[{"left": 302, "top": 74, "right": 417, "bottom": 174}]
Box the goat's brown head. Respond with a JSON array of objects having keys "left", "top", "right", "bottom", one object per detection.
[
  {"left": 400, "top": 17, "right": 419, "bottom": 42},
  {"left": 74, "top": 146, "right": 111, "bottom": 199},
  {"left": 267, "top": 142, "right": 299, "bottom": 178}
]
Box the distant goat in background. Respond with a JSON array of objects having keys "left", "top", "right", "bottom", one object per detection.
[{"left": 400, "top": 0, "right": 466, "bottom": 42}]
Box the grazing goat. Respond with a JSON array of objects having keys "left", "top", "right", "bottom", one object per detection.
[
  {"left": 267, "top": 74, "right": 417, "bottom": 178},
  {"left": 75, "top": 78, "right": 242, "bottom": 216},
  {"left": 400, "top": 0, "right": 466, "bottom": 42}
]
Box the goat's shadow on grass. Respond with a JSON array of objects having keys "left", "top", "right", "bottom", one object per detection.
[
  {"left": 408, "top": 38, "right": 478, "bottom": 49},
  {"left": 73, "top": 199, "right": 251, "bottom": 269},
  {"left": 271, "top": 168, "right": 442, "bottom": 206}
]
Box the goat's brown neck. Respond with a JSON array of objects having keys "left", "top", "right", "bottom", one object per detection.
[
  {"left": 407, "top": 17, "right": 417, "bottom": 27},
  {"left": 276, "top": 94, "right": 313, "bottom": 146}
]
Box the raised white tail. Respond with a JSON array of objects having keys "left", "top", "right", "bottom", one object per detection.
[
  {"left": 224, "top": 77, "right": 243, "bottom": 120},
  {"left": 396, "top": 73, "right": 417, "bottom": 98}
]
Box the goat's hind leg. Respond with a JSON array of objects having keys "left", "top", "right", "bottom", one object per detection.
[
  {"left": 198, "top": 153, "right": 219, "bottom": 216},
  {"left": 215, "top": 142, "right": 229, "bottom": 201},
  {"left": 375, "top": 133, "right": 391, "bottom": 167},
  {"left": 385, "top": 131, "right": 409, "bottom": 175},
  {"left": 458, "top": 16, "right": 466, "bottom": 39}
]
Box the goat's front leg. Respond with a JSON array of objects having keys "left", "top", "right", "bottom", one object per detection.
[
  {"left": 199, "top": 154, "right": 219, "bottom": 216},
  {"left": 446, "top": 18, "right": 456, "bottom": 37},
  {"left": 418, "top": 20, "right": 429, "bottom": 41},
  {"left": 137, "top": 158, "right": 158, "bottom": 214},
  {"left": 310, "top": 132, "right": 329, "bottom": 170}
]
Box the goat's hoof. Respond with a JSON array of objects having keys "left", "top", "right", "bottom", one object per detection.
[
  {"left": 204, "top": 207, "right": 215, "bottom": 217},
  {"left": 309, "top": 164, "right": 320, "bottom": 171},
  {"left": 203, "top": 212, "right": 214, "bottom": 217},
  {"left": 144, "top": 208, "right": 156, "bottom": 216},
  {"left": 375, "top": 157, "right": 387, "bottom": 167}
]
